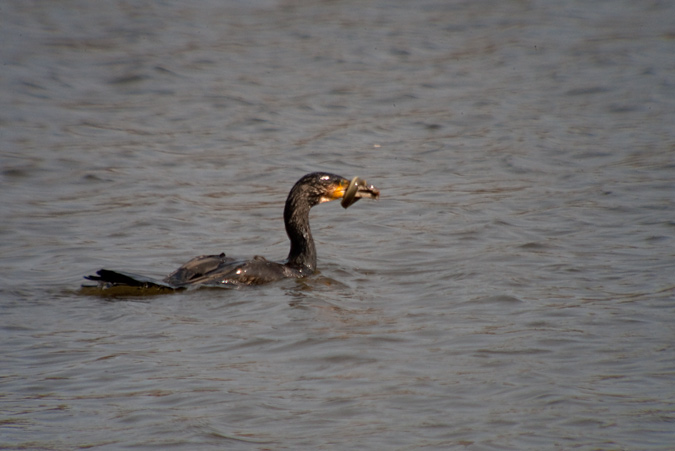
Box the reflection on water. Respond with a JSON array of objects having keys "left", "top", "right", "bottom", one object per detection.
[{"left": 2, "top": 0, "right": 674, "bottom": 449}]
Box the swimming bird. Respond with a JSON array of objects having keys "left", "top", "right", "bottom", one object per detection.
[{"left": 84, "top": 172, "right": 379, "bottom": 290}]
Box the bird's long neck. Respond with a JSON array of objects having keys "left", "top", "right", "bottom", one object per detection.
[{"left": 284, "top": 194, "right": 317, "bottom": 272}]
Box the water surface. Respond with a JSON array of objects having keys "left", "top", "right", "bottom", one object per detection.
[{"left": 1, "top": 1, "right": 674, "bottom": 449}]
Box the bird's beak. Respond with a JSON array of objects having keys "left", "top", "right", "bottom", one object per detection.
[
  {"left": 341, "top": 176, "right": 380, "bottom": 209},
  {"left": 321, "top": 178, "right": 351, "bottom": 204}
]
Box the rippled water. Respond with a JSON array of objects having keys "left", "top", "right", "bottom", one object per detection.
[{"left": 2, "top": 1, "right": 674, "bottom": 449}]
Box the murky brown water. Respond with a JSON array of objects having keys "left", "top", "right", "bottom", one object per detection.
[{"left": 2, "top": 1, "right": 674, "bottom": 449}]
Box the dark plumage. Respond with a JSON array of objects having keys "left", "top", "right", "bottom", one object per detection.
[{"left": 84, "top": 172, "right": 379, "bottom": 290}]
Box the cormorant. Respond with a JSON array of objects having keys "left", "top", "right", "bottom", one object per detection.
[{"left": 84, "top": 172, "right": 379, "bottom": 290}]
